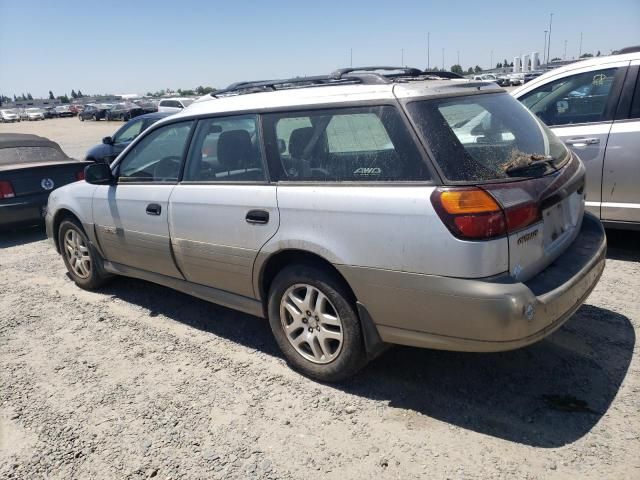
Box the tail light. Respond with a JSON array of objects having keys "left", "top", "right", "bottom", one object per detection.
[
  {"left": 431, "top": 187, "right": 541, "bottom": 240},
  {"left": 76, "top": 170, "right": 85, "bottom": 181},
  {"left": 0, "top": 180, "right": 15, "bottom": 199}
]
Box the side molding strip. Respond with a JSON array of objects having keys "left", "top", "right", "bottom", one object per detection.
[{"left": 103, "top": 260, "right": 265, "bottom": 318}]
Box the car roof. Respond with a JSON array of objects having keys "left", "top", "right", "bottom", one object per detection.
[
  {"left": 137, "top": 111, "right": 174, "bottom": 120},
  {"left": 0, "top": 133, "right": 66, "bottom": 152},
  {"left": 165, "top": 79, "right": 501, "bottom": 122},
  {"left": 512, "top": 51, "right": 640, "bottom": 96}
]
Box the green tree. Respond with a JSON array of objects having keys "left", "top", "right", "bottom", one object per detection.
[
  {"left": 71, "top": 90, "right": 77, "bottom": 99},
  {"left": 596, "top": 50, "right": 601, "bottom": 56},
  {"left": 21, "top": 93, "right": 27, "bottom": 100},
  {"left": 496, "top": 62, "right": 502, "bottom": 68},
  {"left": 551, "top": 57, "right": 561, "bottom": 62},
  {"left": 27, "top": 93, "right": 33, "bottom": 100},
  {"left": 57, "top": 95, "right": 70, "bottom": 104},
  {"left": 579, "top": 53, "right": 593, "bottom": 58},
  {"left": 13, "top": 94, "right": 17, "bottom": 101},
  {"left": 77, "top": 90, "right": 83, "bottom": 97},
  {"left": 450, "top": 64, "right": 463, "bottom": 75},
  {"left": 474, "top": 65, "right": 482, "bottom": 73},
  {"left": 49, "top": 90, "right": 55, "bottom": 100}
]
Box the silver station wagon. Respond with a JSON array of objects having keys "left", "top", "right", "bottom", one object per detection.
[{"left": 46, "top": 67, "right": 606, "bottom": 381}]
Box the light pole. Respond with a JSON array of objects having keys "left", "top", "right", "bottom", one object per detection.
[
  {"left": 543, "top": 30, "right": 548, "bottom": 64},
  {"left": 547, "top": 13, "right": 553, "bottom": 63}
]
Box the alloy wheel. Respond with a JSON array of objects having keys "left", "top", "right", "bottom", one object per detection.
[
  {"left": 279, "top": 283, "right": 344, "bottom": 364},
  {"left": 64, "top": 229, "right": 91, "bottom": 279}
]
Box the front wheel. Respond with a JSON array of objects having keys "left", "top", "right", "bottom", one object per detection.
[
  {"left": 58, "top": 219, "right": 111, "bottom": 290},
  {"left": 267, "top": 264, "right": 367, "bottom": 382}
]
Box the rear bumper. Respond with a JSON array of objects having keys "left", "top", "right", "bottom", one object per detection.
[
  {"left": 0, "top": 193, "right": 49, "bottom": 230},
  {"left": 339, "top": 212, "right": 606, "bottom": 352}
]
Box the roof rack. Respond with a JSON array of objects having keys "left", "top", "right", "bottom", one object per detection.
[{"left": 210, "top": 66, "right": 449, "bottom": 98}]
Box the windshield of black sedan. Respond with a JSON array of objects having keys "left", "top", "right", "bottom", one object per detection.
[{"left": 406, "top": 93, "right": 570, "bottom": 182}]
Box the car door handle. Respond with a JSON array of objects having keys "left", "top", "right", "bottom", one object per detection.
[
  {"left": 146, "top": 203, "right": 162, "bottom": 216},
  {"left": 565, "top": 137, "right": 600, "bottom": 147},
  {"left": 246, "top": 209, "right": 269, "bottom": 224}
]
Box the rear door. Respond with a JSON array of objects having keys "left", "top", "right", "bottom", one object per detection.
[
  {"left": 169, "top": 114, "right": 278, "bottom": 298},
  {"left": 92, "top": 119, "right": 194, "bottom": 277},
  {"left": 516, "top": 61, "right": 629, "bottom": 219},
  {"left": 601, "top": 61, "right": 640, "bottom": 224}
]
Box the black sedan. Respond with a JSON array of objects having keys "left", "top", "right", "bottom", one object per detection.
[
  {"left": 0, "top": 134, "right": 91, "bottom": 230},
  {"left": 84, "top": 112, "right": 172, "bottom": 163},
  {"left": 79, "top": 104, "right": 111, "bottom": 121},
  {"left": 106, "top": 102, "right": 144, "bottom": 121}
]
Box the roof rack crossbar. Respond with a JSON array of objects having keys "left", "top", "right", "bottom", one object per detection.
[{"left": 332, "top": 66, "right": 423, "bottom": 79}]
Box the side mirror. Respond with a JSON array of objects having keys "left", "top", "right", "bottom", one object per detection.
[
  {"left": 85, "top": 163, "right": 115, "bottom": 185},
  {"left": 102, "top": 136, "right": 114, "bottom": 145}
]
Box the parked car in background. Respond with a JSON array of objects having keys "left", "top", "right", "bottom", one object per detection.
[
  {"left": 0, "top": 133, "right": 90, "bottom": 230},
  {"left": 106, "top": 102, "right": 144, "bottom": 121},
  {"left": 44, "top": 107, "right": 59, "bottom": 119},
  {"left": 157, "top": 97, "right": 194, "bottom": 113},
  {"left": 79, "top": 104, "right": 110, "bottom": 121},
  {"left": 18, "top": 109, "right": 29, "bottom": 121},
  {"left": 0, "top": 109, "right": 20, "bottom": 123},
  {"left": 47, "top": 67, "right": 605, "bottom": 381},
  {"left": 25, "top": 108, "right": 46, "bottom": 121},
  {"left": 523, "top": 71, "right": 544, "bottom": 83},
  {"left": 508, "top": 73, "right": 524, "bottom": 86},
  {"left": 55, "top": 105, "right": 74, "bottom": 118},
  {"left": 135, "top": 99, "right": 159, "bottom": 114},
  {"left": 69, "top": 104, "right": 84, "bottom": 115},
  {"left": 84, "top": 112, "right": 173, "bottom": 163},
  {"left": 513, "top": 49, "right": 640, "bottom": 229},
  {"left": 472, "top": 73, "right": 497, "bottom": 82}
]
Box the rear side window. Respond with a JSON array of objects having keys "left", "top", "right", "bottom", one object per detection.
[
  {"left": 406, "top": 93, "right": 570, "bottom": 182},
  {"left": 263, "top": 106, "right": 430, "bottom": 182},
  {"left": 519, "top": 68, "right": 619, "bottom": 125},
  {"left": 631, "top": 71, "right": 640, "bottom": 119}
]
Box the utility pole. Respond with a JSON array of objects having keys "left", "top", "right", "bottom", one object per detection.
[
  {"left": 579, "top": 32, "right": 583, "bottom": 58},
  {"left": 564, "top": 39, "right": 567, "bottom": 60},
  {"left": 543, "top": 30, "right": 548, "bottom": 64},
  {"left": 547, "top": 13, "right": 553, "bottom": 63},
  {"left": 427, "top": 32, "right": 430, "bottom": 70}
]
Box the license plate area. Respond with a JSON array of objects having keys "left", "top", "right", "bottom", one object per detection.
[{"left": 542, "top": 192, "right": 582, "bottom": 250}]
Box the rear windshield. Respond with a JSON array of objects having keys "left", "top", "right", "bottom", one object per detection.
[
  {"left": 0, "top": 146, "right": 68, "bottom": 165},
  {"left": 406, "top": 93, "right": 570, "bottom": 182}
]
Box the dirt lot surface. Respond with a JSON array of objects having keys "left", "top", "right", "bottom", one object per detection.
[
  {"left": 0, "top": 117, "right": 116, "bottom": 159},
  {"left": 1, "top": 120, "right": 640, "bottom": 479}
]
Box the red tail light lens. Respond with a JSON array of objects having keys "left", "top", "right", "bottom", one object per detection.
[
  {"left": 0, "top": 180, "right": 15, "bottom": 199},
  {"left": 76, "top": 170, "right": 85, "bottom": 181},
  {"left": 431, "top": 187, "right": 541, "bottom": 240}
]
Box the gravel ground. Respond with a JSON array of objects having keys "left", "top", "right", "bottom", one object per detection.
[{"left": 1, "top": 119, "right": 640, "bottom": 479}]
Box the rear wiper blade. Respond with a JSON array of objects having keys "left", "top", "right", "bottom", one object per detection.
[{"left": 503, "top": 154, "right": 555, "bottom": 175}]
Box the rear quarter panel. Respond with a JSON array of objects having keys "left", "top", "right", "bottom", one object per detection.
[{"left": 261, "top": 185, "right": 508, "bottom": 278}]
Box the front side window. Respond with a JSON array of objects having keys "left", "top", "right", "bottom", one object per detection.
[
  {"left": 264, "top": 106, "right": 430, "bottom": 182},
  {"left": 407, "top": 93, "right": 570, "bottom": 182},
  {"left": 519, "top": 68, "right": 619, "bottom": 126},
  {"left": 183, "top": 114, "right": 265, "bottom": 182},
  {"left": 117, "top": 121, "right": 194, "bottom": 182},
  {"left": 114, "top": 119, "right": 144, "bottom": 144}
]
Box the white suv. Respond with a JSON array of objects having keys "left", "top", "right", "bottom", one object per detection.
[
  {"left": 157, "top": 97, "right": 194, "bottom": 113},
  {"left": 46, "top": 67, "right": 606, "bottom": 381}
]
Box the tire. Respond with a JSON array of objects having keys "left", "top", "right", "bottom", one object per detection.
[
  {"left": 94, "top": 115, "right": 99, "bottom": 121},
  {"left": 80, "top": 115, "right": 84, "bottom": 121},
  {"left": 267, "top": 264, "right": 367, "bottom": 382},
  {"left": 58, "top": 219, "right": 112, "bottom": 290}
]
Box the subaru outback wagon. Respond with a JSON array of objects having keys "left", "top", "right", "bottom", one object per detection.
[{"left": 46, "top": 67, "right": 606, "bottom": 381}]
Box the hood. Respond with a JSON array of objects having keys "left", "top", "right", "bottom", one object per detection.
[{"left": 85, "top": 142, "right": 113, "bottom": 160}]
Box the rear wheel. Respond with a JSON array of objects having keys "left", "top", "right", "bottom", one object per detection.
[
  {"left": 58, "top": 219, "right": 111, "bottom": 290},
  {"left": 267, "top": 264, "right": 367, "bottom": 382}
]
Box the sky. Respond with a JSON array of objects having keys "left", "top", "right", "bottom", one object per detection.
[{"left": 1, "top": 0, "right": 639, "bottom": 98}]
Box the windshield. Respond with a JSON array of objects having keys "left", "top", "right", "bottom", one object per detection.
[
  {"left": 406, "top": 93, "right": 569, "bottom": 182},
  {"left": 0, "top": 146, "right": 68, "bottom": 165}
]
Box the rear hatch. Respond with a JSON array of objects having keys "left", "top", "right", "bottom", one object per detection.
[{"left": 406, "top": 91, "right": 586, "bottom": 281}]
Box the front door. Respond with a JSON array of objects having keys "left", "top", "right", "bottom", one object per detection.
[
  {"left": 601, "top": 61, "right": 640, "bottom": 224},
  {"left": 517, "top": 62, "right": 629, "bottom": 219},
  {"left": 169, "top": 114, "right": 279, "bottom": 298},
  {"left": 93, "top": 119, "right": 195, "bottom": 278}
]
